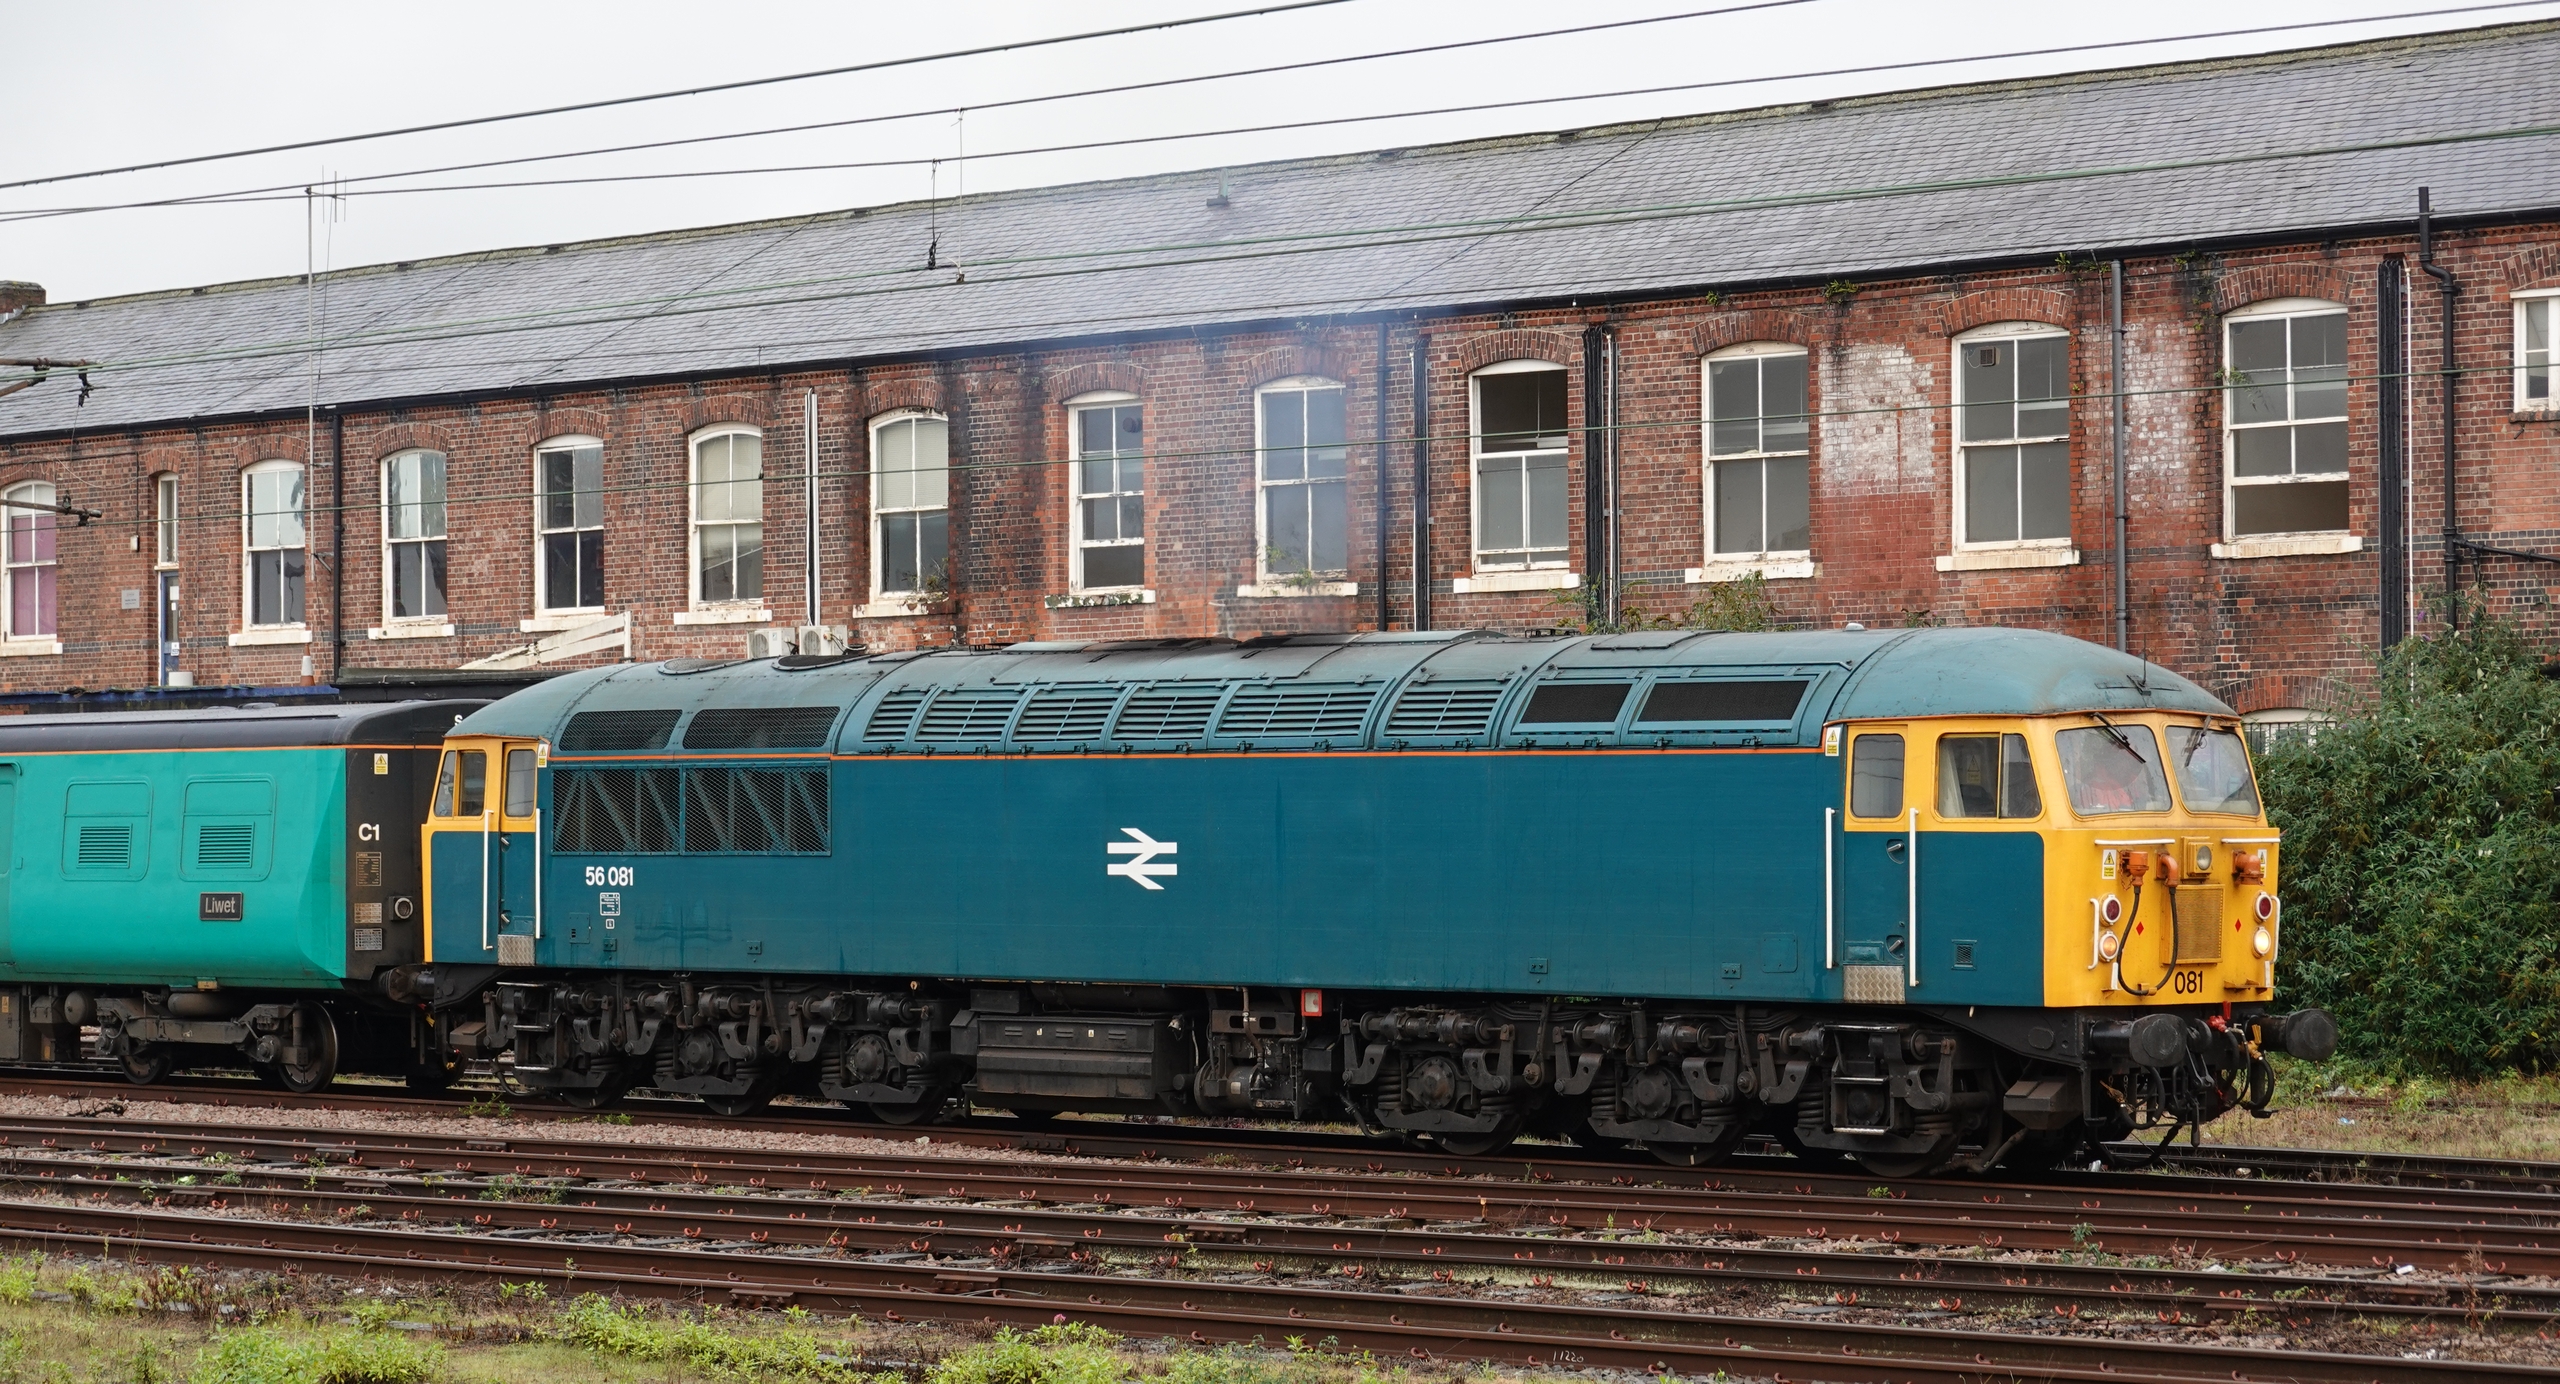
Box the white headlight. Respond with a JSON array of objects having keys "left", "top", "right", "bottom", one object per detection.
[
  {"left": 2098, "top": 929, "right": 2122, "bottom": 962},
  {"left": 2253, "top": 925, "right": 2274, "bottom": 958}
]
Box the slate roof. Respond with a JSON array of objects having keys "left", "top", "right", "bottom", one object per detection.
[{"left": 3, "top": 21, "right": 2555, "bottom": 441}]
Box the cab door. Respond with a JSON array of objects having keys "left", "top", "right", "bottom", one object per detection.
[
  {"left": 1837, "top": 726, "right": 1913, "bottom": 1003},
  {"left": 425, "top": 743, "right": 496, "bottom": 963},
  {"left": 490, "top": 742, "right": 543, "bottom": 965}
]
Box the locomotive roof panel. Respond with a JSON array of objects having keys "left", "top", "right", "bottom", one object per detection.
[
  {"left": 464, "top": 628, "right": 2228, "bottom": 754},
  {"left": 0, "top": 699, "right": 484, "bottom": 754}
]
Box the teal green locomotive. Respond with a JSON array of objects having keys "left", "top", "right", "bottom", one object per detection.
[
  {"left": 399, "top": 627, "right": 2332, "bottom": 1174},
  {"left": 0, "top": 702, "right": 476, "bottom": 1088}
]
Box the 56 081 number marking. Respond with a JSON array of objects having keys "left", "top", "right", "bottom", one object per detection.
[{"left": 583, "top": 865, "right": 635, "bottom": 887}]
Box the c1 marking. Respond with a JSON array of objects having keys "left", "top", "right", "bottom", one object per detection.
[{"left": 1106, "top": 828, "right": 1178, "bottom": 890}]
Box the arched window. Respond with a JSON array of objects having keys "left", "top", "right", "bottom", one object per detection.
[
  {"left": 2520, "top": 291, "right": 2557, "bottom": 410},
  {"left": 871, "top": 412, "right": 949, "bottom": 597},
  {"left": 1255, "top": 378, "right": 1348, "bottom": 580},
  {"left": 2, "top": 481, "right": 57, "bottom": 641},
  {"left": 535, "top": 436, "right": 605, "bottom": 612},
  {"left": 2225, "top": 298, "right": 2349, "bottom": 538},
  {"left": 1702, "top": 343, "right": 1809, "bottom": 558},
  {"left": 1067, "top": 392, "right": 1144, "bottom": 591},
  {"left": 243, "top": 461, "right": 306, "bottom": 628},
  {"left": 153, "top": 473, "right": 179, "bottom": 567},
  {"left": 2241, "top": 707, "right": 2330, "bottom": 754},
  {"left": 1470, "top": 361, "right": 1569, "bottom": 572},
  {"left": 382, "top": 448, "right": 449, "bottom": 622},
  {"left": 1952, "top": 322, "right": 2071, "bottom": 550},
  {"left": 691, "top": 426, "right": 763, "bottom": 605}
]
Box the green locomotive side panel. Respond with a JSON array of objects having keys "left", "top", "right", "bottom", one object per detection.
[{"left": 0, "top": 748, "right": 350, "bottom": 988}]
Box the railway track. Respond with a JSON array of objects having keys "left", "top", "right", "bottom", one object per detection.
[{"left": 0, "top": 1108, "right": 2550, "bottom": 1381}]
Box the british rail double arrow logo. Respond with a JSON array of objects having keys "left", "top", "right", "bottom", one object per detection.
[{"left": 1106, "top": 828, "right": 1179, "bottom": 889}]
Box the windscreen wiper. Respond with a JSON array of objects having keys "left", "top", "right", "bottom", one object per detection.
[{"left": 2086, "top": 711, "right": 2145, "bottom": 764}]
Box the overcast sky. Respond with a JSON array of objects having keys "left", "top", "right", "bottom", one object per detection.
[{"left": 3, "top": 0, "right": 2550, "bottom": 304}]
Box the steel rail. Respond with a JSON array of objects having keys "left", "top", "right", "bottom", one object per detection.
[
  {"left": 4, "top": 1117, "right": 2555, "bottom": 1274},
  {"left": 4, "top": 1146, "right": 2549, "bottom": 1332},
  {"left": 0, "top": 1201, "right": 2535, "bottom": 1384}
]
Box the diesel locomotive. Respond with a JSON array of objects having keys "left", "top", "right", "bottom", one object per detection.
[{"left": 0, "top": 627, "right": 2337, "bottom": 1175}]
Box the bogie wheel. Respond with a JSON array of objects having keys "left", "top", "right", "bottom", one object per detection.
[
  {"left": 118, "top": 1045, "right": 173, "bottom": 1086},
  {"left": 1646, "top": 1122, "right": 1748, "bottom": 1168},
  {"left": 557, "top": 1077, "right": 634, "bottom": 1111},
  {"left": 274, "top": 1006, "right": 340, "bottom": 1093},
  {"left": 699, "top": 1076, "right": 782, "bottom": 1119},
  {"left": 866, "top": 1094, "right": 946, "bottom": 1126},
  {"left": 1431, "top": 1117, "right": 1522, "bottom": 1158},
  {"left": 1853, "top": 1150, "right": 1945, "bottom": 1180},
  {"left": 1773, "top": 1125, "right": 1857, "bottom": 1168}
]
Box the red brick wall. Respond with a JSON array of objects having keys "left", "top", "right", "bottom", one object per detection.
[{"left": 2, "top": 221, "right": 2555, "bottom": 710}]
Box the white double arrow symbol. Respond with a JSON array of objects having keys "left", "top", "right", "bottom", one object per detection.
[{"left": 1106, "top": 827, "right": 1178, "bottom": 890}]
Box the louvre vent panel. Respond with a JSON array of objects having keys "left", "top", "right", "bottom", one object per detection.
[
  {"left": 76, "top": 825, "right": 132, "bottom": 869},
  {"left": 1385, "top": 684, "right": 1507, "bottom": 738},
  {"left": 1215, "top": 686, "right": 1380, "bottom": 739},
  {"left": 1110, "top": 688, "right": 1224, "bottom": 741},
  {"left": 863, "top": 688, "right": 928, "bottom": 741},
  {"left": 551, "top": 766, "right": 822, "bottom": 854},
  {"left": 196, "top": 823, "right": 257, "bottom": 869},
  {"left": 1013, "top": 688, "right": 1122, "bottom": 742},
  {"left": 915, "top": 689, "right": 1026, "bottom": 742},
  {"left": 684, "top": 705, "right": 841, "bottom": 750},
  {"left": 560, "top": 709, "right": 682, "bottom": 752},
  {"left": 1636, "top": 679, "right": 1810, "bottom": 723},
  {"left": 2172, "top": 886, "right": 2225, "bottom": 964}
]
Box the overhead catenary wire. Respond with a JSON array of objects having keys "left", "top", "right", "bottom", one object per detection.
[
  {"left": 0, "top": 0, "right": 1363, "bottom": 197},
  {"left": 5, "top": 112, "right": 2556, "bottom": 395},
  {"left": 4, "top": 1, "right": 2549, "bottom": 223}
]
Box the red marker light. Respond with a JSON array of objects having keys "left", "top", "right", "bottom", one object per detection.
[
  {"left": 1299, "top": 989, "right": 1323, "bottom": 1018},
  {"left": 2100, "top": 896, "right": 2123, "bottom": 926}
]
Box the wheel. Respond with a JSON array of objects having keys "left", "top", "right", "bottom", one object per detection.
[
  {"left": 1773, "top": 1125, "right": 1857, "bottom": 1169},
  {"left": 1853, "top": 1150, "right": 1946, "bottom": 1179},
  {"left": 557, "top": 1076, "right": 634, "bottom": 1110},
  {"left": 118, "top": 1046, "right": 172, "bottom": 1086},
  {"left": 1431, "top": 1116, "right": 1523, "bottom": 1158},
  {"left": 866, "top": 1094, "right": 945, "bottom": 1126},
  {"left": 1645, "top": 1121, "right": 1748, "bottom": 1168},
  {"left": 274, "top": 1006, "right": 339, "bottom": 1093}
]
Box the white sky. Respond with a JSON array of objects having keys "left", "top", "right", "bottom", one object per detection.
[{"left": 3, "top": 0, "right": 2550, "bottom": 304}]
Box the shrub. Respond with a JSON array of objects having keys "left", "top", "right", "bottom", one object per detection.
[
  {"left": 932, "top": 1323, "right": 1123, "bottom": 1384},
  {"left": 552, "top": 1295, "right": 862, "bottom": 1380},
  {"left": 197, "top": 1327, "right": 440, "bottom": 1384},
  {"left": 2257, "top": 612, "right": 2560, "bottom": 1075}
]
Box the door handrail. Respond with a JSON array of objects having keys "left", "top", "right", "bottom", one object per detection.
[
  {"left": 531, "top": 807, "right": 542, "bottom": 941},
  {"left": 480, "top": 809, "right": 493, "bottom": 952},
  {"left": 1822, "top": 807, "right": 1836, "bottom": 970},
  {"left": 1906, "top": 806, "right": 1919, "bottom": 987}
]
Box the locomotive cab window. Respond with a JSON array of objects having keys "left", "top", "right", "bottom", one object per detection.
[
  {"left": 2165, "top": 725, "right": 2261, "bottom": 816},
  {"left": 1848, "top": 732, "right": 1904, "bottom": 818},
  {"left": 1935, "top": 733, "right": 2042, "bottom": 819},
  {"left": 448, "top": 750, "right": 488, "bottom": 818},
  {"left": 504, "top": 748, "right": 537, "bottom": 818},
  {"left": 432, "top": 751, "right": 457, "bottom": 817},
  {"left": 2056, "top": 723, "right": 2171, "bottom": 815}
]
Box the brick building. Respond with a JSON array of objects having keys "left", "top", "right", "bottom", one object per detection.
[{"left": 1, "top": 22, "right": 2557, "bottom": 724}]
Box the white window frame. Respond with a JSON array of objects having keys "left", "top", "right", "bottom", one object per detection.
[
  {"left": 2, "top": 480, "right": 58, "bottom": 645},
  {"left": 532, "top": 434, "right": 606, "bottom": 619},
  {"left": 2222, "top": 297, "right": 2351, "bottom": 546},
  {"left": 154, "top": 473, "right": 179, "bottom": 569},
  {"left": 2241, "top": 707, "right": 2331, "bottom": 754},
  {"left": 2517, "top": 289, "right": 2559, "bottom": 413},
  {"left": 869, "top": 410, "right": 951, "bottom": 603},
  {"left": 1700, "top": 343, "right": 1812, "bottom": 577},
  {"left": 379, "top": 448, "right": 450, "bottom": 633},
  {"left": 241, "top": 460, "right": 307, "bottom": 632},
  {"left": 1467, "top": 360, "right": 1572, "bottom": 576},
  {"left": 688, "top": 424, "right": 765, "bottom": 612},
  {"left": 1250, "top": 376, "right": 1354, "bottom": 594},
  {"left": 1067, "top": 391, "right": 1146, "bottom": 595},
  {"left": 1949, "top": 322, "right": 2074, "bottom": 556}
]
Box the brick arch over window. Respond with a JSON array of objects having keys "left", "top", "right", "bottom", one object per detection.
[
  {"left": 683, "top": 395, "right": 768, "bottom": 432},
  {"left": 2496, "top": 242, "right": 2560, "bottom": 293},
  {"left": 2212, "top": 264, "right": 2349, "bottom": 315},
  {"left": 1043, "top": 361, "right": 1147, "bottom": 403},
  {"left": 1937, "top": 288, "right": 2075, "bottom": 337},
  {"left": 360, "top": 421, "right": 458, "bottom": 459},
  {"left": 1692, "top": 311, "right": 1816, "bottom": 357},
  {"left": 861, "top": 376, "right": 947, "bottom": 417},
  {"left": 1448, "top": 330, "right": 1576, "bottom": 375},
  {"left": 528, "top": 406, "right": 611, "bottom": 443},
  {"left": 1240, "top": 342, "right": 1350, "bottom": 391},
  {"left": 231, "top": 432, "right": 312, "bottom": 472},
  {"left": 2213, "top": 671, "right": 2346, "bottom": 717}
]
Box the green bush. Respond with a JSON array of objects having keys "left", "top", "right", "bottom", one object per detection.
[
  {"left": 552, "top": 1295, "right": 864, "bottom": 1381},
  {"left": 2257, "top": 612, "right": 2560, "bottom": 1075},
  {"left": 197, "top": 1327, "right": 440, "bottom": 1384},
  {"left": 932, "top": 1323, "right": 1124, "bottom": 1384}
]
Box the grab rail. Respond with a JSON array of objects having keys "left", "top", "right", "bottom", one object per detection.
[{"left": 1906, "top": 807, "right": 1919, "bottom": 987}]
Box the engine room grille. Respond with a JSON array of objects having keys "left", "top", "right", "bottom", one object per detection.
[
  {"left": 915, "top": 688, "right": 1025, "bottom": 743},
  {"left": 1215, "top": 685, "right": 1379, "bottom": 739},
  {"left": 75, "top": 824, "right": 132, "bottom": 870},
  {"left": 2172, "top": 886, "right": 2225, "bottom": 964},
  {"left": 1110, "top": 687, "right": 1223, "bottom": 741},
  {"left": 863, "top": 688, "right": 927, "bottom": 742},
  {"left": 1013, "top": 687, "right": 1122, "bottom": 742},
  {"left": 683, "top": 705, "right": 841, "bottom": 750},
  {"left": 1385, "top": 683, "right": 1506, "bottom": 738},
  {"left": 683, "top": 767, "right": 830, "bottom": 853},
  {"left": 194, "top": 823, "right": 257, "bottom": 869},
  {"left": 560, "top": 709, "right": 681, "bottom": 752},
  {"left": 551, "top": 767, "right": 681, "bottom": 853}
]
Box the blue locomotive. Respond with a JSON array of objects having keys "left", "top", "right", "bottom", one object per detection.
[{"left": 378, "top": 626, "right": 2331, "bottom": 1174}]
